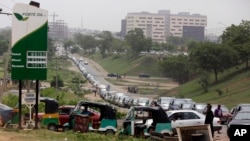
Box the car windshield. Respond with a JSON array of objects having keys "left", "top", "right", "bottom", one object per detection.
[
  {"left": 173, "top": 99, "right": 192, "bottom": 105},
  {"left": 139, "top": 99, "right": 148, "bottom": 103},
  {"left": 196, "top": 104, "right": 206, "bottom": 110},
  {"left": 182, "top": 103, "right": 192, "bottom": 108},
  {"left": 234, "top": 112, "right": 250, "bottom": 120},
  {"left": 161, "top": 99, "right": 172, "bottom": 104}
]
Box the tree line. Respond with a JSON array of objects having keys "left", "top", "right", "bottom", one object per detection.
[{"left": 1, "top": 20, "right": 249, "bottom": 92}]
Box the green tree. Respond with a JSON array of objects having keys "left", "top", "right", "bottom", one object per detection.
[
  {"left": 221, "top": 20, "right": 250, "bottom": 68},
  {"left": 189, "top": 42, "right": 238, "bottom": 82},
  {"left": 63, "top": 39, "right": 74, "bottom": 55},
  {"left": 0, "top": 28, "right": 11, "bottom": 55},
  {"left": 98, "top": 31, "right": 113, "bottom": 58},
  {"left": 47, "top": 38, "right": 56, "bottom": 59},
  {"left": 110, "top": 38, "right": 126, "bottom": 54},
  {"left": 126, "top": 28, "right": 148, "bottom": 57},
  {"left": 159, "top": 54, "right": 190, "bottom": 84},
  {"left": 0, "top": 40, "right": 9, "bottom": 55},
  {"left": 82, "top": 35, "right": 97, "bottom": 54},
  {"left": 50, "top": 75, "right": 64, "bottom": 88}
]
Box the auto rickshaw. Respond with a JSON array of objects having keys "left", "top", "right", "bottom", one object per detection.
[
  {"left": 120, "top": 106, "right": 172, "bottom": 137},
  {"left": 0, "top": 103, "right": 19, "bottom": 128},
  {"left": 39, "top": 97, "right": 59, "bottom": 130},
  {"left": 64, "top": 101, "right": 117, "bottom": 134}
]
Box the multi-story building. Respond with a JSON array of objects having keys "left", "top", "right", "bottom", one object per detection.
[
  {"left": 170, "top": 12, "right": 207, "bottom": 41},
  {"left": 48, "top": 20, "right": 69, "bottom": 41},
  {"left": 125, "top": 12, "right": 166, "bottom": 43},
  {"left": 121, "top": 10, "right": 207, "bottom": 42}
]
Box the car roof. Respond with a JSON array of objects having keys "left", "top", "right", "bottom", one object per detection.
[{"left": 167, "top": 109, "right": 199, "bottom": 113}]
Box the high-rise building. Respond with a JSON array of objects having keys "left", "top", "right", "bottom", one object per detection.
[
  {"left": 121, "top": 10, "right": 207, "bottom": 42},
  {"left": 125, "top": 12, "right": 166, "bottom": 43},
  {"left": 48, "top": 20, "right": 69, "bottom": 41},
  {"left": 170, "top": 12, "right": 207, "bottom": 41}
]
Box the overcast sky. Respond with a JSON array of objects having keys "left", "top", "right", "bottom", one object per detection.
[{"left": 1, "top": 0, "right": 250, "bottom": 35}]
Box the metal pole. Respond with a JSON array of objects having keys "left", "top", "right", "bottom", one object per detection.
[
  {"left": 34, "top": 80, "right": 39, "bottom": 129},
  {"left": 18, "top": 80, "right": 23, "bottom": 129}
]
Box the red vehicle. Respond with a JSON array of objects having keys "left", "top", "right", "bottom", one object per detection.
[{"left": 39, "top": 104, "right": 100, "bottom": 131}]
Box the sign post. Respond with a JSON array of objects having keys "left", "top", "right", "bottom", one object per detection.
[
  {"left": 22, "top": 93, "right": 37, "bottom": 122},
  {"left": 11, "top": 2, "right": 48, "bottom": 129}
]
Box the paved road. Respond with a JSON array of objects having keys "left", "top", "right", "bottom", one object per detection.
[{"left": 72, "top": 54, "right": 230, "bottom": 141}]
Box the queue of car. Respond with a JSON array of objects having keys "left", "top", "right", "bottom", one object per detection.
[{"left": 69, "top": 55, "right": 250, "bottom": 139}]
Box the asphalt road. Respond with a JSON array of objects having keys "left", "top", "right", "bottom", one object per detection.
[{"left": 72, "top": 54, "right": 230, "bottom": 141}]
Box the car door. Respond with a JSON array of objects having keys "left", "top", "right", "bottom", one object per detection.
[{"left": 170, "top": 111, "right": 202, "bottom": 129}]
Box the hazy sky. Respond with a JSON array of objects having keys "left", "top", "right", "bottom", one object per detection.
[{"left": 1, "top": 0, "right": 250, "bottom": 35}]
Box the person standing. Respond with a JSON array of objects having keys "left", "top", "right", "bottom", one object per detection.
[
  {"left": 204, "top": 103, "right": 214, "bottom": 137},
  {"left": 214, "top": 104, "right": 223, "bottom": 133}
]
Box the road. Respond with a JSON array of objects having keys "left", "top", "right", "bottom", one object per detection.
[{"left": 71, "top": 54, "right": 229, "bottom": 141}]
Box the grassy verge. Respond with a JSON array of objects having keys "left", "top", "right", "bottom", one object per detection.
[
  {"left": 88, "top": 54, "right": 250, "bottom": 109},
  {"left": 0, "top": 128, "right": 148, "bottom": 141}
]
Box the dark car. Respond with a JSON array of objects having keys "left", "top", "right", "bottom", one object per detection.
[
  {"left": 138, "top": 73, "right": 150, "bottom": 78},
  {"left": 227, "top": 110, "right": 250, "bottom": 139},
  {"left": 227, "top": 103, "right": 250, "bottom": 124},
  {"left": 107, "top": 73, "right": 118, "bottom": 77}
]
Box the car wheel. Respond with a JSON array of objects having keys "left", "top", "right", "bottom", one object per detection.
[
  {"left": 147, "top": 127, "right": 155, "bottom": 134},
  {"left": 106, "top": 129, "right": 115, "bottom": 135},
  {"left": 63, "top": 126, "right": 70, "bottom": 132},
  {"left": 47, "top": 124, "right": 57, "bottom": 131}
]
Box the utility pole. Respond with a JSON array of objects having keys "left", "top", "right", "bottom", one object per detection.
[
  {"left": 0, "top": 8, "right": 12, "bottom": 103},
  {"left": 49, "top": 12, "right": 58, "bottom": 40}
]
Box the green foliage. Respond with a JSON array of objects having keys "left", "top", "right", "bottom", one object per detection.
[
  {"left": 221, "top": 20, "right": 250, "bottom": 68},
  {"left": 47, "top": 38, "right": 56, "bottom": 59},
  {"left": 70, "top": 45, "right": 80, "bottom": 54},
  {"left": 98, "top": 31, "right": 113, "bottom": 58},
  {"left": 91, "top": 54, "right": 161, "bottom": 77},
  {"left": 126, "top": 28, "right": 152, "bottom": 57},
  {"left": 2, "top": 94, "right": 18, "bottom": 107},
  {"left": 0, "top": 129, "right": 149, "bottom": 141},
  {"left": 159, "top": 54, "right": 190, "bottom": 84},
  {"left": 189, "top": 42, "right": 238, "bottom": 82},
  {"left": 50, "top": 75, "right": 64, "bottom": 88}
]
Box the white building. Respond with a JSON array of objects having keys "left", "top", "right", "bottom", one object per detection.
[
  {"left": 126, "top": 12, "right": 166, "bottom": 43},
  {"left": 122, "top": 10, "right": 207, "bottom": 42}
]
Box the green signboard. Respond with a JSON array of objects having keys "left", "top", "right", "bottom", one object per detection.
[{"left": 11, "top": 3, "right": 48, "bottom": 80}]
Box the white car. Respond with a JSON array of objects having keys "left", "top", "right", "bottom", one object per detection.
[{"left": 147, "top": 109, "right": 222, "bottom": 134}]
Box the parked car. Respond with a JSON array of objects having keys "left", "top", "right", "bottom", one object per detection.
[
  {"left": 166, "top": 110, "right": 222, "bottom": 134},
  {"left": 107, "top": 73, "right": 118, "bottom": 77},
  {"left": 227, "top": 103, "right": 250, "bottom": 124},
  {"left": 227, "top": 110, "right": 250, "bottom": 139},
  {"left": 136, "top": 97, "right": 150, "bottom": 106},
  {"left": 84, "top": 61, "right": 88, "bottom": 65},
  {"left": 157, "top": 97, "right": 175, "bottom": 111},
  {"left": 194, "top": 103, "right": 207, "bottom": 114},
  {"left": 138, "top": 73, "right": 150, "bottom": 78},
  {"left": 180, "top": 102, "right": 196, "bottom": 110},
  {"left": 127, "top": 86, "right": 138, "bottom": 93},
  {"left": 169, "top": 98, "right": 194, "bottom": 110}
]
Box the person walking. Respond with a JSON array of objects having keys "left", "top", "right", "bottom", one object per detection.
[
  {"left": 214, "top": 104, "right": 223, "bottom": 133},
  {"left": 204, "top": 103, "right": 214, "bottom": 138}
]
